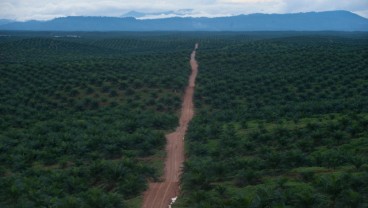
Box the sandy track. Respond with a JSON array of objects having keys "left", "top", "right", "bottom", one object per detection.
[{"left": 142, "top": 43, "right": 199, "bottom": 208}]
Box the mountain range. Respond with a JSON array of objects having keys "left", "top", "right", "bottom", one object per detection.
[
  {"left": 0, "top": 10, "right": 367, "bottom": 31},
  {"left": 0, "top": 19, "right": 14, "bottom": 26}
]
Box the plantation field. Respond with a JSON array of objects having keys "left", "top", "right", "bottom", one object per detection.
[
  {"left": 176, "top": 34, "right": 368, "bottom": 207},
  {"left": 0, "top": 32, "right": 195, "bottom": 207},
  {"left": 0, "top": 31, "right": 367, "bottom": 208}
]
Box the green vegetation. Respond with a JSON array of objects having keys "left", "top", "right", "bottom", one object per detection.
[
  {"left": 0, "top": 32, "right": 193, "bottom": 207},
  {"left": 177, "top": 34, "right": 368, "bottom": 207},
  {"left": 1, "top": 31, "right": 368, "bottom": 208}
]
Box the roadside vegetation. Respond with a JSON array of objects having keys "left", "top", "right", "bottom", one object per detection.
[
  {"left": 176, "top": 34, "right": 368, "bottom": 207},
  {"left": 0, "top": 33, "right": 193, "bottom": 207}
]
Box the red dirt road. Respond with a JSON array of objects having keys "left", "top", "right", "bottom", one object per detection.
[{"left": 142, "top": 43, "right": 199, "bottom": 208}]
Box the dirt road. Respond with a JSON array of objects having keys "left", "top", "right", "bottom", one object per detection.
[{"left": 142, "top": 43, "right": 199, "bottom": 208}]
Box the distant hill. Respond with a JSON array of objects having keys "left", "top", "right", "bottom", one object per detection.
[
  {"left": 0, "top": 19, "right": 14, "bottom": 26},
  {"left": 121, "top": 11, "right": 148, "bottom": 18},
  {"left": 0, "top": 11, "right": 367, "bottom": 31}
]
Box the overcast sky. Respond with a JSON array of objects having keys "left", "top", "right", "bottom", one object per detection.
[{"left": 1, "top": 0, "right": 368, "bottom": 21}]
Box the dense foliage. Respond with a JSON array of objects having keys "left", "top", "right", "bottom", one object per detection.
[
  {"left": 0, "top": 33, "right": 194, "bottom": 207},
  {"left": 1, "top": 32, "right": 368, "bottom": 208},
  {"left": 176, "top": 34, "right": 368, "bottom": 207}
]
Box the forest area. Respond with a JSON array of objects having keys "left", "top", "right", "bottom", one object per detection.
[{"left": 0, "top": 31, "right": 367, "bottom": 208}]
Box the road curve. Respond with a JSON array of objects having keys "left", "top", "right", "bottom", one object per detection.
[{"left": 142, "top": 43, "right": 199, "bottom": 208}]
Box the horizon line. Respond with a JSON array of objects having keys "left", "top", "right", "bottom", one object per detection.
[{"left": 2, "top": 10, "right": 366, "bottom": 22}]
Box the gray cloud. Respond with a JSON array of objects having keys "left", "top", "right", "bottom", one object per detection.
[{"left": 0, "top": 0, "right": 367, "bottom": 21}]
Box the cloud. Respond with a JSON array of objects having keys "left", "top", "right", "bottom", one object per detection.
[
  {"left": 0, "top": 0, "right": 367, "bottom": 21},
  {"left": 356, "top": 9, "right": 368, "bottom": 18},
  {"left": 281, "top": 0, "right": 368, "bottom": 13}
]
